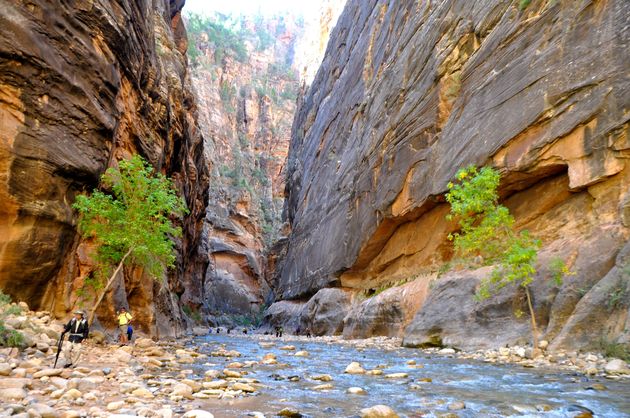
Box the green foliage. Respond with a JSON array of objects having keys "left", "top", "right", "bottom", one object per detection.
[
  {"left": 254, "top": 17, "right": 274, "bottom": 51},
  {"left": 186, "top": 12, "right": 249, "bottom": 66},
  {"left": 599, "top": 339, "right": 630, "bottom": 361},
  {"left": 445, "top": 166, "right": 544, "bottom": 299},
  {"left": 220, "top": 81, "right": 236, "bottom": 113},
  {"left": 73, "top": 155, "right": 187, "bottom": 284},
  {"left": 183, "top": 305, "right": 202, "bottom": 323},
  {"left": 280, "top": 85, "right": 298, "bottom": 101},
  {"left": 0, "top": 291, "right": 25, "bottom": 348},
  {"left": 608, "top": 284, "right": 626, "bottom": 311},
  {"left": 549, "top": 257, "right": 575, "bottom": 286},
  {"left": 446, "top": 166, "right": 514, "bottom": 263},
  {"left": 518, "top": 0, "right": 532, "bottom": 11}
]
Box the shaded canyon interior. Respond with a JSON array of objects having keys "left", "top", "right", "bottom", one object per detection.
[{"left": 0, "top": 0, "right": 629, "bottom": 353}]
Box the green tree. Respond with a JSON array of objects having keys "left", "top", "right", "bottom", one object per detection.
[
  {"left": 445, "top": 165, "right": 567, "bottom": 353},
  {"left": 73, "top": 155, "right": 187, "bottom": 324}
]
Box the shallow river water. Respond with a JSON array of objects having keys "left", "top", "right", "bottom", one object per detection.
[{"left": 188, "top": 334, "right": 630, "bottom": 418}]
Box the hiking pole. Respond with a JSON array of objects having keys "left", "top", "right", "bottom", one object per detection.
[{"left": 53, "top": 331, "right": 66, "bottom": 368}]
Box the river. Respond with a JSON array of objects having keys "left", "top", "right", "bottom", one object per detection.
[{"left": 182, "top": 334, "right": 630, "bottom": 418}]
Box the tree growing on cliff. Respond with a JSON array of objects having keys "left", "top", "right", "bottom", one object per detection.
[
  {"left": 445, "top": 166, "right": 567, "bottom": 352},
  {"left": 73, "top": 155, "right": 187, "bottom": 324}
]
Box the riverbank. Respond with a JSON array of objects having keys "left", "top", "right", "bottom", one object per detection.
[{"left": 1, "top": 306, "right": 629, "bottom": 417}]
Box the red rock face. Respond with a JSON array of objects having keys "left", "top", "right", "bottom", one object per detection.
[
  {"left": 0, "top": 0, "right": 209, "bottom": 336},
  {"left": 274, "top": 0, "right": 630, "bottom": 349},
  {"left": 187, "top": 14, "right": 303, "bottom": 326}
]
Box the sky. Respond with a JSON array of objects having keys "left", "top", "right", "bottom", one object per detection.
[{"left": 183, "top": 0, "right": 320, "bottom": 17}]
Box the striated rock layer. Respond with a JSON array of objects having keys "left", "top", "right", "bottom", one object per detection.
[
  {"left": 273, "top": 0, "right": 630, "bottom": 350},
  {"left": 0, "top": 0, "right": 209, "bottom": 336}
]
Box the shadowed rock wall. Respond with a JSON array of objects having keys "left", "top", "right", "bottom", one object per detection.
[
  {"left": 0, "top": 0, "right": 209, "bottom": 337},
  {"left": 273, "top": 0, "right": 629, "bottom": 349}
]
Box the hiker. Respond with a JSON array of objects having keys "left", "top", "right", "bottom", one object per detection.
[
  {"left": 305, "top": 327, "right": 312, "bottom": 338},
  {"left": 116, "top": 307, "right": 133, "bottom": 345},
  {"left": 62, "top": 310, "right": 89, "bottom": 368}
]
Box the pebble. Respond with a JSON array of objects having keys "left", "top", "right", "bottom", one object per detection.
[
  {"left": 223, "top": 369, "right": 242, "bottom": 378},
  {"left": 347, "top": 386, "right": 367, "bottom": 395},
  {"left": 604, "top": 359, "right": 629, "bottom": 374},
  {"left": 384, "top": 372, "right": 408, "bottom": 379},
  {"left": 27, "top": 403, "right": 59, "bottom": 418},
  {"left": 33, "top": 368, "right": 63, "bottom": 378},
  {"left": 360, "top": 404, "right": 400, "bottom": 418},
  {"left": 0, "top": 363, "right": 12, "bottom": 376},
  {"left": 204, "top": 369, "right": 221, "bottom": 379},
  {"left": 280, "top": 345, "right": 296, "bottom": 351},
  {"left": 311, "top": 374, "right": 333, "bottom": 381},
  {"left": 182, "top": 410, "right": 214, "bottom": 418},
  {"left": 232, "top": 382, "right": 256, "bottom": 392},
  {"left": 448, "top": 401, "right": 466, "bottom": 410},
  {"left": 131, "top": 387, "right": 154, "bottom": 398},
  {"left": 62, "top": 388, "right": 82, "bottom": 400},
  {"left": 439, "top": 348, "right": 456, "bottom": 355},
  {"left": 345, "top": 361, "right": 366, "bottom": 374},
  {"left": 203, "top": 379, "right": 228, "bottom": 389},
  {"left": 171, "top": 383, "right": 193, "bottom": 398},
  {"left": 107, "top": 401, "right": 125, "bottom": 411},
  {"left": 0, "top": 388, "right": 27, "bottom": 401},
  {"left": 294, "top": 351, "right": 309, "bottom": 357},
  {"left": 312, "top": 383, "right": 334, "bottom": 390},
  {"left": 278, "top": 407, "right": 302, "bottom": 417}
]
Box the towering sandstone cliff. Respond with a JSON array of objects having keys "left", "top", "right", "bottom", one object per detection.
[
  {"left": 187, "top": 13, "right": 302, "bottom": 326},
  {"left": 0, "top": 0, "right": 209, "bottom": 336},
  {"left": 272, "top": 0, "right": 630, "bottom": 350}
]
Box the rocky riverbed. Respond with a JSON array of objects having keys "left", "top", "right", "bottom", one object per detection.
[{"left": 1, "top": 307, "right": 630, "bottom": 417}]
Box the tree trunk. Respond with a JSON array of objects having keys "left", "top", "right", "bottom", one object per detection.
[
  {"left": 88, "top": 248, "right": 133, "bottom": 325},
  {"left": 524, "top": 286, "right": 540, "bottom": 356}
]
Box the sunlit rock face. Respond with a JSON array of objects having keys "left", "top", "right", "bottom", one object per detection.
[
  {"left": 0, "top": 0, "right": 209, "bottom": 336},
  {"left": 271, "top": 0, "right": 630, "bottom": 349}
]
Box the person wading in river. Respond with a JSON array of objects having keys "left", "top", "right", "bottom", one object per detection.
[
  {"left": 62, "top": 310, "right": 89, "bottom": 368},
  {"left": 116, "top": 307, "right": 133, "bottom": 345}
]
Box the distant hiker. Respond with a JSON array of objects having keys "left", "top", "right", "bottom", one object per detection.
[
  {"left": 305, "top": 327, "right": 312, "bottom": 338},
  {"left": 227, "top": 328, "right": 231, "bottom": 334},
  {"left": 62, "top": 310, "right": 89, "bottom": 368},
  {"left": 295, "top": 326, "right": 301, "bottom": 335},
  {"left": 216, "top": 327, "right": 221, "bottom": 334},
  {"left": 116, "top": 307, "right": 133, "bottom": 345}
]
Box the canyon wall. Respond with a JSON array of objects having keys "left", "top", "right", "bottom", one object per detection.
[
  {"left": 186, "top": 14, "right": 302, "bottom": 327},
  {"left": 0, "top": 0, "right": 209, "bottom": 337},
  {"left": 272, "top": 0, "right": 630, "bottom": 350}
]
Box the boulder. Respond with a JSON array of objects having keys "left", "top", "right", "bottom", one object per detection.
[{"left": 300, "top": 288, "right": 352, "bottom": 335}]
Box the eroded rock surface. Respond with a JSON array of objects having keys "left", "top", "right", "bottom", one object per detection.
[
  {"left": 276, "top": 0, "right": 630, "bottom": 349},
  {"left": 0, "top": 0, "right": 209, "bottom": 335}
]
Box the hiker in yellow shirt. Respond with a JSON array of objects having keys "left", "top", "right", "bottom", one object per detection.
[{"left": 116, "top": 307, "right": 132, "bottom": 345}]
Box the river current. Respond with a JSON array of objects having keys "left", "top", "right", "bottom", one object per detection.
[{"left": 188, "top": 334, "right": 630, "bottom": 418}]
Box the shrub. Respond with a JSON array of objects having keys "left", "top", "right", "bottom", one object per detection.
[{"left": 445, "top": 166, "right": 572, "bottom": 352}]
